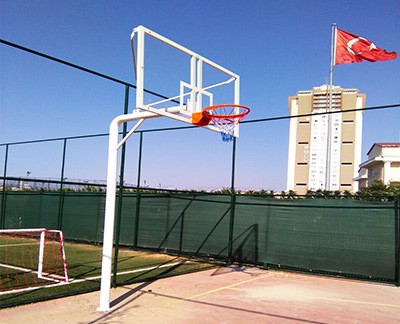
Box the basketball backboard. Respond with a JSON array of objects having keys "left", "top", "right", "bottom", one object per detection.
[{"left": 130, "top": 25, "right": 242, "bottom": 137}]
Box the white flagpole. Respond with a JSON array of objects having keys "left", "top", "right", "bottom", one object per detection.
[{"left": 325, "top": 23, "right": 337, "bottom": 191}]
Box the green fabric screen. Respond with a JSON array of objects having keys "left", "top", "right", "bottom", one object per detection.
[{"left": 1, "top": 191, "right": 398, "bottom": 282}]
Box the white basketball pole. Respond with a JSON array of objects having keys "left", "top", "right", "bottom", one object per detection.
[
  {"left": 97, "top": 115, "right": 120, "bottom": 312},
  {"left": 98, "top": 108, "right": 181, "bottom": 312},
  {"left": 98, "top": 25, "right": 242, "bottom": 311}
]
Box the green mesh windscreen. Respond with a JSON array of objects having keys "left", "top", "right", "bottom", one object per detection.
[{"left": 1, "top": 191, "right": 398, "bottom": 282}]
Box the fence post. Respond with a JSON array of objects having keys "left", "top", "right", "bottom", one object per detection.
[
  {"left": 112, "top": 85, "right": 130, "bottom": 287},
  {"left": 228, "top": 138, "right": 237, "bottom": 261},
  {"left": 395, "top": 198, "right": 399, "bottom": 286},
  {"left": 133, "top": 131, "right": 143, "bottom": 248},
  {"left": 57, "top": 139, "right": 67, "bottom": 230},
  {"left": 179, "top": 208, "right": 185, "bottom": 253},
  {"left": 1, "top": 144, "right": 9, "bottom": 229}
]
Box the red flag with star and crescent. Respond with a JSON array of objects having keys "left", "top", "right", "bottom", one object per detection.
[{"left": 335, "top": 28, "right": 397, "bottom": 65}]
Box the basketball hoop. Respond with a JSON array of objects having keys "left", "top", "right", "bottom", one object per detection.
[{"left": 201, "top": 104, "right": 250, "bottom": 142}]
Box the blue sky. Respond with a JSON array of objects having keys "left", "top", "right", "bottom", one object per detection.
[{"left": 1, "top": 0, "right": 399, "bottom": 191}]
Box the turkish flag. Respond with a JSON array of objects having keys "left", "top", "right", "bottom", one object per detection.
[{"left": 335, "top": 28, "right": 397, "bottom": 65}]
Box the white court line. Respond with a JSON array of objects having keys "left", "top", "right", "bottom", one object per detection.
[
  {"left": 317, "top": 296, "right": 400, "bottom": 308},
  {"left": 0, "top": 243, "right": 37, "bottom": 248},
  {"left": 0, "top": 260, "right": 190, "bottom": 295},
  {"left": 70, "top": 260, "right": 190, "bottom": 283},
  {"left": 0, "top": 262, "right": 65, "bottom": 280},
  {"left": 0, "top": 281, "right": 70, "bottom": 295},
  {"left": 0, "top": 262, "right": 38, "bottom": 273}
]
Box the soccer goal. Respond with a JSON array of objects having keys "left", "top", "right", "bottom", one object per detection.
[{"left": 0, "top": 228, "right": 69, "bottom": 294}]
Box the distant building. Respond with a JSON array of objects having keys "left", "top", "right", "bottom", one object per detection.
[
  {"left": 355, "top": 143, "right": 400, "bottom": 188},
  {"left": 287, "top": 85, "right": 365, "bottom": 194}
]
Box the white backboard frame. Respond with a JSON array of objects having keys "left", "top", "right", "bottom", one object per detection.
[{"left": 131, "top": 25, "right": 241, "bottom": 136}]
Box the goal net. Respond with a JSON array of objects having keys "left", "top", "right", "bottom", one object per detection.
[{"left": 0, "top": 228, "right": 69, "bottom": 294}]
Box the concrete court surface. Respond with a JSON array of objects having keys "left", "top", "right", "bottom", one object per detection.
[{"left": 1, "top": 266, "right": 399, "bottom": 323}]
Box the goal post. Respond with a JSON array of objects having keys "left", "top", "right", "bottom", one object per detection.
[{"left": 0, "top": 228, "right": 69, "bottom": 294}]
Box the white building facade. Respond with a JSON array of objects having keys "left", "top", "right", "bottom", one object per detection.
[
  {"left": 287, "top": 85, "right": 365, "bottom": 194},
  {"left": 355, "top": 143, "right": 400, "bottom": 188}
]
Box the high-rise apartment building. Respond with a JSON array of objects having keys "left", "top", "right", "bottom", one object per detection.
[{"left": 287, "top": 85, "right": 365, "bottom": 194}]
